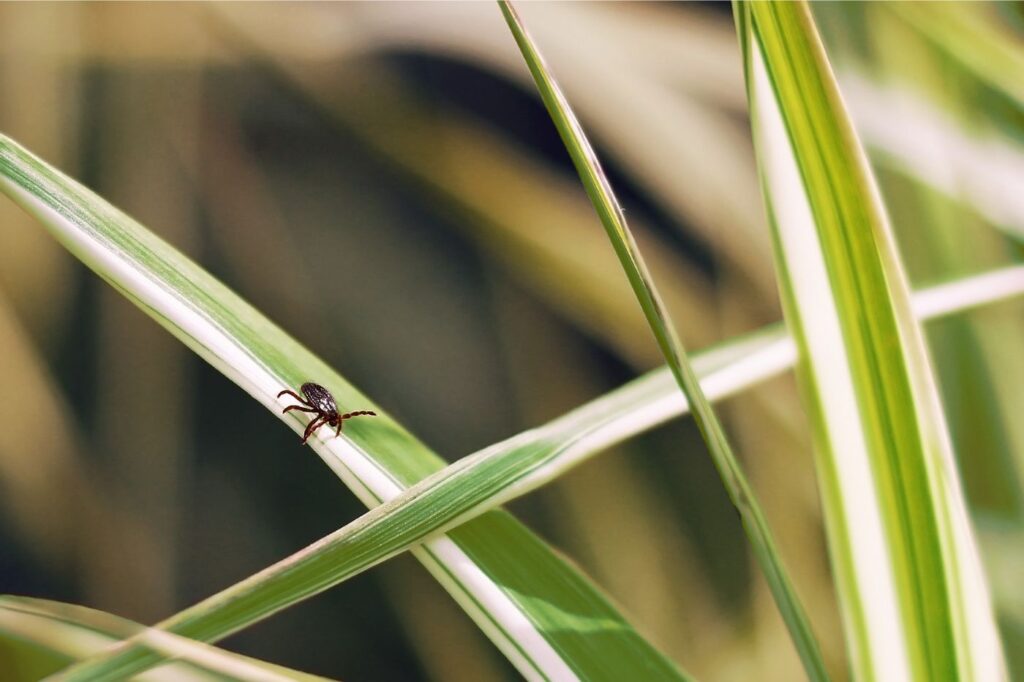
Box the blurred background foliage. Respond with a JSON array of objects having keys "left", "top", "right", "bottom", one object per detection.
[{"left": 0, "top": 3, "right": 1021, "bottom": 680}]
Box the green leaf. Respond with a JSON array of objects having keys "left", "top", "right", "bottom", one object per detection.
[
  {"left": 54, "top": 260, "right": 1024, "bottom": 682},
  {"left": 497, "top": 2, "right": 829, "bottom": 679},
  {"left": 0, "top": 131, "right": 685, "bottom": 682},
  {"left": 3, "top": 114, "right": 1021, "bottom": 682},
  {"left": 0, "top": 596, "right": 329, "bottom": 681},
  {"left": 739, "top": 1, "right": 1007, "bottom": 679}
]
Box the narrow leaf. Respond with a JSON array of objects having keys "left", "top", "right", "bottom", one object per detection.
[
  {"left": 38, "top": 264, "right": 1024, "bottom": 682},
  {"left": 0, "top": 597, "right": 330, "bottom": 682},
  {"left": 740, "top": 2, "right": 1006, "bottom": 679},
  {"left": 0, "top": 132, "right": 685, "bottom": 682},
  {"left": 497, "top": 2, "right": 829, "bottom": 679}
]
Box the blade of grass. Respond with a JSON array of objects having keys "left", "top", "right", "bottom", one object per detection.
[
  {"left": 0, "top": 131, "right": 687, "bottom": 682},
  {"left": 497, "top": 2, "right": 828, "bottom": 679},
  {"left": 0, "top": 597, "right": 331, "bottom": 682},
  {"left": 739, "top": 2, "right": 1006, "bottom": 679},
  {"left": 4, "top": 80, "right": 1019, "bottom": 679},
  {"left": 817, "top": 3, "right": 1024, "bottom": 529},
  {"left": 36, "top": 261, "right": 1024, "bottom": 679}
]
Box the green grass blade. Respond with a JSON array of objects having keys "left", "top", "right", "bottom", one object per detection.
[
  {"left": 41, "top": 264, "right": 1024, "bottom": 682},
  {"left": 0, "top": 597, "right": 330, "bottom": 682},
  {"left": 740, "top": 2, "right": 1007, "bottom": 679},
  {"left": 43, "top": 329, "right": 784, "bottom": 682},
  {"left": 0, "top": 133, "right": 687, "bottom": 682},
  {"left": 497, "top": 2, "right": 829, "bottom": 679},
  {"left": 5, "top": 125, "right": 1021, "bottom": 681}
]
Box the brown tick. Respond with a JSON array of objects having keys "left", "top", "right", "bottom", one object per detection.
[{"left": 277, "top": 382, "right": 376, "bottom": 444}]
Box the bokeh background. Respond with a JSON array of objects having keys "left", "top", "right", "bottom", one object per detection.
[{"left": 1, "top": 3, "right": 1022, "bottom": 680}]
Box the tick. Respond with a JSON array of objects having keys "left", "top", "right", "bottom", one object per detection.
[{"left": 277, "top": 382, "right": 376, "bottom": 444}]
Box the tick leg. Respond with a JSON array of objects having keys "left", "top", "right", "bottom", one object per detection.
[
  {"left": 301, "top": 416, "right": 325, "bottom": 444},
  {"left": 283, "top": 405, "right": 319, "bottom": 415},
  {"left": 277, "top": 389, "right": 312, "bottom": 406},
  {"left": 335, "top": 410, "right": 376, "bottom": 436},
  {"left": 341, "top": 410, "right": 377, "bottom": 420},
  {"left": 279, "top": 389, "right": 317, "bottom": 416}
]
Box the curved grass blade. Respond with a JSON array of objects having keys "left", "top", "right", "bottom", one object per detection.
[
  {"left": 0, "top": 597, "right": 330, "bottom": 682},
  {"left": 41, "top": 328, "right": 786, "bottom": 682},
  {"left": 497, "top": 2, "right": 829, "bottom": 679},
  {"left": 39, "top": 263, "right": 1024, "bottom": 682},
  {"left": 739, "top": 2, "right": 1006, "bottom": 679},
  {"left": 0, "top": 132, "right": 687, "bottom": 682},
  {"left": 816, "top": 2, "right": 1024, "bottom": 531},
  {"left": 16, "top": 163, "right": 1019, "bottom": 679}
]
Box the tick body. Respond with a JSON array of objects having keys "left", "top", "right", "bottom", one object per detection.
[{"left": 277, "top": 382, "right": 376, "bottom": 444}]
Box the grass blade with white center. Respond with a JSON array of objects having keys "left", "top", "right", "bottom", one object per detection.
[
  {"left": 35, "top": 264, "right": 1024, "bottom": 682},
  {"left": 497, "top": 2, "right": 829, "bottom": 679},
  {"left": 0, "top": 132, "right": 687, "bottom": 682},
  {"left": 738, "top": 1, "right": 1007, "bottom": 679},
  {"left": 0, "top": 596, "right": 331, "bottom": 682},
  {"left": 8, "top": 107, "right": 1022, "bottom": 674}
]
